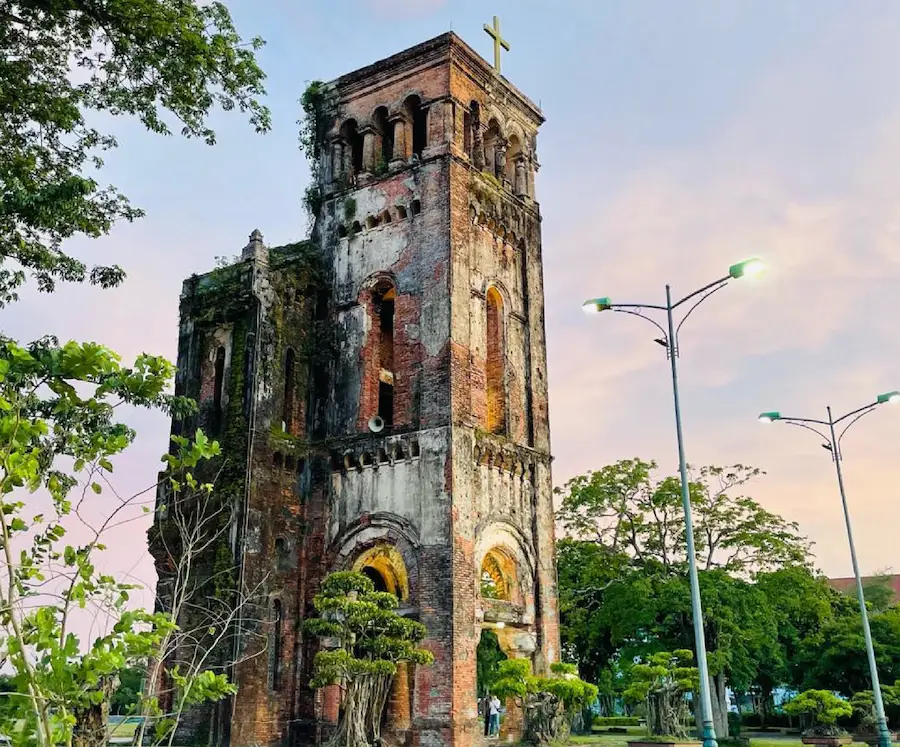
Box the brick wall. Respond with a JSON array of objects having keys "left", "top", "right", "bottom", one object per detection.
[{"left": 153, "top": 31, "right": 558, "bottom": 747}]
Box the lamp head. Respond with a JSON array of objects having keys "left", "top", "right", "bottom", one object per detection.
[
  {"left": 729, "top": 258, "right": 767, "bottom": 279},
  {"left": 758, "top": 411, "right": 781, "bottom": 423},
  {"left": 876, "top": 390, "right": 900, "bottom": 405},
  {"left": 582, "top": 297, "right": 612, "bottom": 314}
]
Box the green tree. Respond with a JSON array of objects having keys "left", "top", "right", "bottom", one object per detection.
[
  {"left": 753, "top": 566, "right": 847, "bottom": 714},
  {"left": 110, "top": 666, "right": 143, "bottom": 715},
  {"left": 0, "top": 337, "right": 240, "bottom": 747},
  {"left": 491, "top": 659, "right": 598, "bottom": 745},
  {"left": 1, "top": 0, "right": 270, "bottom": 305},
  {"left": 784, "top": 690, "right": 852, "bottom": 737},
  {"left": 798, "top": 605, "right": 900, "bottom": 696},
  {"left": 556, "top": 459, "right": 814, "bottom": 735},
  {"left": 303, "top": 571, "right": 434, "bottom": 747},
  {"left": 557, "top": 459, "right": 811, "bottom": 576},
  {"left": 623, "top": 650, "right": 698, "bottom": 739},
  {"left": 860, "top": 573, "right": 897, "bottom": 614},
  {"left": 476, "top": 629, "right": 507, "bottom": 697},
  {"left": 557, "top": 538, "right": 628, "bottom": 684}
]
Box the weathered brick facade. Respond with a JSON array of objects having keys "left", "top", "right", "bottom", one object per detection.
[{"left": 150, "top": 32, "right": 558, "bottom": 747}]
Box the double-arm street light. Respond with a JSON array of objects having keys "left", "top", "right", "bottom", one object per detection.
[
  {"left": 582, "top": 257, "right": 767, "bottom": 747},
  {"left": 758, "top": 393, "right": 900, "bottom": 747}
]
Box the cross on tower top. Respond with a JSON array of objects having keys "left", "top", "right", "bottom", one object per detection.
[{"left": 483, "top": 15, "right": 510, "bottom": 74}]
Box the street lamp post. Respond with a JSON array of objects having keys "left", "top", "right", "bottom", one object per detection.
[
  {"left": 583, "top": 257, "right": 767, "bottom": 747},
  {"left": 758, "top": 392, "right": 900, "bottom": 747}
]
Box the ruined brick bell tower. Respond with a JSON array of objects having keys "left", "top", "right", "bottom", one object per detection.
[{"left": 151, "top": 31, "right": 558, "bottom": 747}]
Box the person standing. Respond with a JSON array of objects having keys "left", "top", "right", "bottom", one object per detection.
[
  {"left": 482, "top": 694, "right": 491, "bottom": 737},
  {"left": 489, "top": 694, "right": 501, "bottom": 737}
]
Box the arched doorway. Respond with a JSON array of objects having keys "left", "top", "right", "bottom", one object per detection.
[
  {"left": 477, "top": 628, "right": 507, "bottom": 697},
  {"left": 361, "top": 565, "right": 389, "bottom": 593},
  {"left": 480, "top": 547, "right": 518, "bottom": 603},
  {"left": 352, "top": 544, "right": 408, "bottom": 600},
  {"left": 351, "top": 544, "right": 412, "bottom": 734},
  {"left": 476, "top": 537, "right": 537, "bottom": 743}
]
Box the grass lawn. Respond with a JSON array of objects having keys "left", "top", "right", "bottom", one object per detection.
[{"left": 568, "top": 734, "right": 897, "bottom": 747}]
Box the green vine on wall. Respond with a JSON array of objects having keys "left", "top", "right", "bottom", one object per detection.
[{"left": 298, "top": 80, "right": 328, "bottom": 229}]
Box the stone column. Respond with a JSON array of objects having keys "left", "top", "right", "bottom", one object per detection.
[
  {"left": 495, "top": 140, "right": 508, "bottom": 182},
  {"left": 514, "top": 155, "right": 528, "bottom": 198},
  {"left": 385, "top": 662, "right": 412, "bottom": 732},
  {"left": 331, "top": 139, "right": 345, "bottom": 184},
  {"left": 323, "top": 139, "right": 334, "bottom": 189},
  {"left": 443, "top": 99, "right": 455, "bottom": 144},
  {"left": 322, "top": 683, "right": 340, "bottom": 724},
  {"left": 427, "top": 100, "right": 443, "bottom": 147},
  {"left": 360, "top": 126, "right": 377, "bottom": 175},
  {"left": 389, "top": 115, "right": 408, "bottom": 169},
  {"left": 473, "top": 125, "right": 485, "bottom": 170}
]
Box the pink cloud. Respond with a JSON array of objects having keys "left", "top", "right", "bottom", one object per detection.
[{"left": 545, "top": 9, "right": 900, "bottom": 576}]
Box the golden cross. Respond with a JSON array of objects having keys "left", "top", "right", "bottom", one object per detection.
[{"left": 483, "top": 15, "right": 510, "bottom": 74}]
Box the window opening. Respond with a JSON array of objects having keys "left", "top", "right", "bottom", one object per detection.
[
  {"left": 283, "top": 349, "right": 295, "bottom": 432},
  {"left": 212, "top": 346, "right": 226, "bottom": 434}
]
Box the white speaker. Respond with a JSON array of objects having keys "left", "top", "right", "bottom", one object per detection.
[{"left": 368, "top": 415, "right": 385, "bottom": 433}]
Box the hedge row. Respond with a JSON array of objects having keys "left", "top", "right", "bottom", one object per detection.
[{"left": 593, "top": 717, "right": 642, "bottom": 726}]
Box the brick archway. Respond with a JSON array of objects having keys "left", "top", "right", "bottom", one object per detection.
[
  {"left": 475, "top": 524, "right": 539, "bottom": 743},
  {"left": 352, "top": 543, "right": 410, "bottom": 601},
  {"left": 330, "top": 520, "right": 420, "bottom": 740}
]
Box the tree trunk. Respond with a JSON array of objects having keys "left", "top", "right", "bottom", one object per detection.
[
  {"left": 709, "top": 674, "right": 728, "bottom": 740},
  {"left": 73, "top": 675, "right": 118, "bottom": 747},
  {"left": 327, "top": 673, "right": 393, "bottom": 747},
  {"left": 524, "top": 692, "right": 568, "bottom": 745}
]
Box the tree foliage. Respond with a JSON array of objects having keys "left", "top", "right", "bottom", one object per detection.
[
  {"left": 784, "top": 690, "right": 852, "bottom": 736},
  {"left": 303, "top": 571, "right": 433, "bottom": 747},
  {"left": 557, "top": 459, "right": 811, "bottom": 576},
  {"left": 0, "top": 0, "right": 270, "bottom": 304},
  {"left": 0, "top": 334, "right": 239, "bottom": 747},
  {"left": 623, "top": 650, "right": 698, "bottom": 739},
  {"left": 797, "top": 605, "right": 900, "bottom": 696},
  {"left": 491, "top": 659, "right": 598, "bottom": 745},
  {"left": 556, "top": 458, "right": 823, "bottom": 732}
]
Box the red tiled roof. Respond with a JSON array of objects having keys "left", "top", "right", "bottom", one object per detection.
[{"left": 828, "top": 574, "right": 900, "bottom": 600}]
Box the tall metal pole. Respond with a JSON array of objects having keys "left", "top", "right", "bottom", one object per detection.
[
  {"left": 665, "top": 285, "right": 718, "bottom": 747},
  {"left": 827, "top": 407, "right": 892, "bottom": 747}
]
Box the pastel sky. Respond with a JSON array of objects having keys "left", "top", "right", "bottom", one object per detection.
[{"left": 9, "top": 0, "right": 900, "bottom": 612}]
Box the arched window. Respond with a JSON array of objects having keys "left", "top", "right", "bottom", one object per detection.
[
  {"left": 243, "top": 333, "right": 256, "bottom": 417},
  {"left": 373, "top": 106, "right": 392, "bottom": 170},
  {"left": 485, "top": 288, "right": 506, "bottom": 435},
  {"left": 465, "top": 100, "right": 481, "bottom": 161},
  {"left": 404, "top": 95, "right": 427, "bottom": 158},
  {"left": 340, "top": 119, "right": 363, "bottom": 178},
  {"left": 375, "top": 280, "right": 396, "bottom": 427},
  {"left": 212, "top": 346, "right": 226, "bottom": 434},
  {"left": 483, "top": 119, "right": 502, "bottom": 178},
  {"left": 506, "top": 134, "right": 522, "bottom": 186},
  {"left": 272, "top": 599, "right": 283, "bottom": 690},
  {"left": 283, "top": 348, "right": 295, "bottom": 433}
]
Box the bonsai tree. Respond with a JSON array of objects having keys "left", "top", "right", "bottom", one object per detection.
[
  {"left": 623, "top": 650, "right": 698, "bottom": 741},
  {"left": 303, "top": 571, "right": 433, "bottom": 747},
  {"left": 491, "top": 659, "right": 598, "bottom": 745},
  {"left": 784, "top": 690, "right": 852, "bottom": 738},
  {"left": 850, "top": 690, "right": 898, "bottom": 743}
]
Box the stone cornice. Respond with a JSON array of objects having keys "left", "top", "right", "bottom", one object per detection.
[
  {"left": 329, "top": 34, "right": 452, "bottom": 100},
  {"left": 447, "top": 35, "right": 544, "bottom": 128},
  {"left": 326, "top": 33, "right": 544, "bottom": 128}
]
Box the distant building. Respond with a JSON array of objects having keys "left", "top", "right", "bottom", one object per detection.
[{"left": 828, "top": 574, "right": 900, "bottom": 603}]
